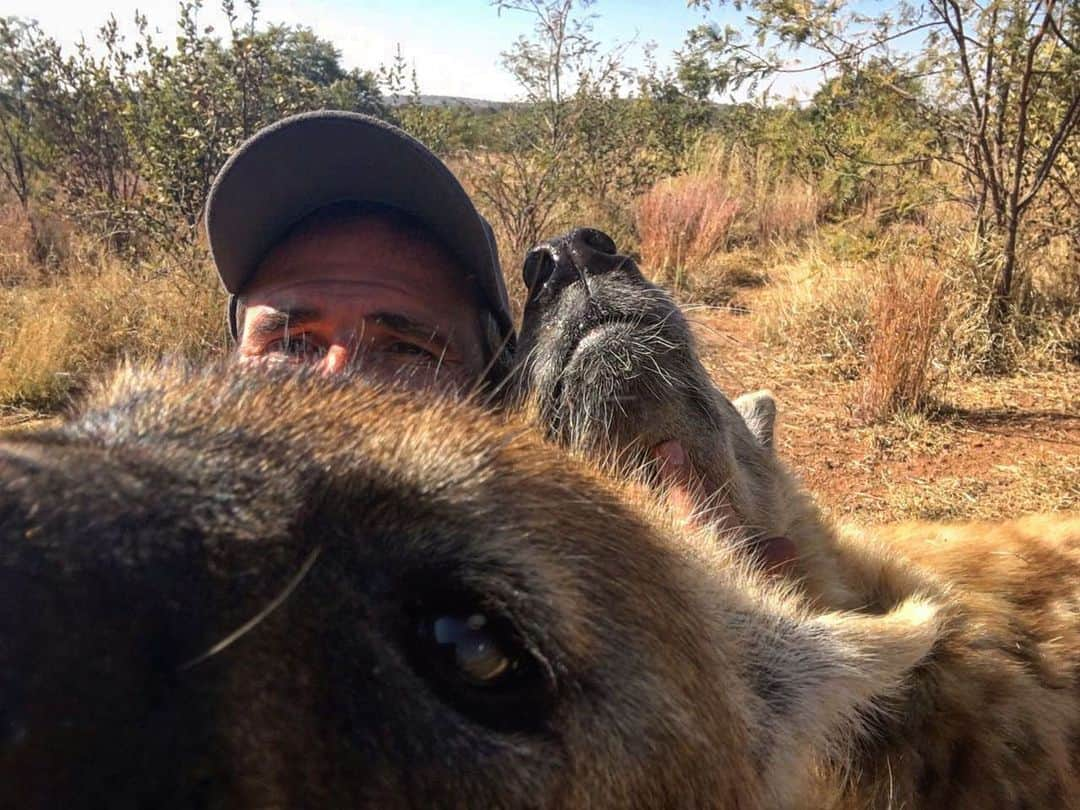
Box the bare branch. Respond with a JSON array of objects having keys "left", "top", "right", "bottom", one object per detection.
[
  {"left": 1009, "top": 0, "right": 1058, "bottom": 212},
  {"left": 1017, "top": 89, "right": 1080, "bottom": 212},
  {"left": 1046, "top": 5, "right": 1078, "bottom": 54},
  {"left": 940, "top": 0, "right": 1005, "bottom": 218}
]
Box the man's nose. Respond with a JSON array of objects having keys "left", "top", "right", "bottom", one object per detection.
[
  {"left": 321, "top": 343, "right": 354, "bottom": 375},
  {"left": 522, "top": 228, "right": 622, "bottom": 296}
]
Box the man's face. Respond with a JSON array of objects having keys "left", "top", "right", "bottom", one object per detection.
[{"left": 237, "top": 213, "right": 488, "bottom": 391}]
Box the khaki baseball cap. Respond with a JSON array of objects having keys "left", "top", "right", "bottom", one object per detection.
[{"left": 204, "top": 111, "right": 513, "bottom": 342}]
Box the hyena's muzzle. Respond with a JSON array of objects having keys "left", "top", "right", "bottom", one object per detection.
[{"left": 513, "top": 228, "right": 715, "bottom": 465}]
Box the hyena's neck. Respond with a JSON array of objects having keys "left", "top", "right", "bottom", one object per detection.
[{"left": 687, "top": 421, "right": 869, "bottom": 609}]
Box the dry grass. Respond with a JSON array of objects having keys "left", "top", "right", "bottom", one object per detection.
[
  {"left": 693, "top": 293, "right": 1079, "bottom": 528},
  {"left": 753, "top": 219, "right": 1077, "bottom": 418},
  {"left": 754, "top": 244, "right": 877, "bottom": 378},
  {"left": 858, "top": 262, "right": 947, "bottom": 420},
  {"left": 635, "top": 138, "right": 820, "bottom": 292},
  {"left": 828, "top": 455, "right": 1080, "bottom": 524},
  {"left": 636, "top": 174, "right": 741, "bottom": 288},
  {"left": 450, "top": 139, "right": 824, "bottom": 314},
  {"left": 0, "top": 152, "right": 1073, "bottom": 431},
  {"left": 755, "top": 184, "right": 821, "bottom": 244},
  {"left": 0, "top": 234, "right": 226, "bottom": 411},
  {"left": 686, "top": 140, "right": 821, "bottom": 244}
]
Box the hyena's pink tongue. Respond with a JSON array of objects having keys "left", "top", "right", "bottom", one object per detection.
[
  {"left": 651, "top": 439, "right": 797, "bottom": 574},
  {"left": 650, "top": 439, "right": 705, "bottom": 523}
]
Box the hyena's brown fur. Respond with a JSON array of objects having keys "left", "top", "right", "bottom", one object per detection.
[
  {"left": 1, "top": 361, "right": 1078, "bottom": 808},
  {"left": 515, "top": 229, "right": 1080, "bottom": 807},
  {"left": 0, "top": 362, "right": 888, "bottom": 809},
  {"left": 799, "top": 514, "right": 1080, "bottom": 808}
]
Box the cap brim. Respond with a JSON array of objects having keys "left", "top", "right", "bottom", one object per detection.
[{"left": 205, "top": 111, "right": 512, "bottom": 336}]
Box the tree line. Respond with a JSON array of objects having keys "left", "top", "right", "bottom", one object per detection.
[{"left": 1, "top": 0, "right": 1076, "bottom": 340}]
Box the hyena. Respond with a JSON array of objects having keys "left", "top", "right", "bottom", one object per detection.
[
  {"left": 512, "top": 227, "right": 832, "bottom": 583},
  {"left": 513, "top": 228, "right": 1080, "bottom": 805},
  {"left": 1, "top": 362, "right": 1079, "bottom": 808}
]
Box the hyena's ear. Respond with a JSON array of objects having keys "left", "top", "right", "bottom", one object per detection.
[
  {"left": 733, "top": 390, "right": 777, "bottom": 449},
  {"left": 748, "top": 597, "right": 942, "bottom": 804}
]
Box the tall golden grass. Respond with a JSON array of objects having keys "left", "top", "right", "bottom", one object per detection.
[
  {"left": 859, "top": 263, "right": 947, "bottom": 419},
  {"left": 753, "top": 224, "right": 1076, "bottom": 420},
  {"left": 0, "top": 207, "right": 226, "bottom": 410},
  {"left": 636, "top": 175, "right": 741, "bottom": 288},
  {"left": 754, "top": 241, "right": 957, "bottom": 420},
  {"left": 0, "top": 144, "right": 1075, "bottom": 418},
  {"left": 634, "top": 139, "right": 820, "bottom": 290},
  {"left": 754, "top": 246, "right": 877, "bottom": 379}
]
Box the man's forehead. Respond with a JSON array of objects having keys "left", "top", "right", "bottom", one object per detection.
[
  {"left": 244, "top": 278, "right": 453, "bottom": 320},
  {"left": 243, "top": 215, "right": 479, "bottom": 303},
  {"left": 243, "top": 277, "right": 421, "bottom": 303}
]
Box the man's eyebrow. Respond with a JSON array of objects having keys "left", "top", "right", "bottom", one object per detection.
[
  {"left": 247, "top": 307, "right": 322, "bottom": 338},
  {"left": 371, "top": 311, "right": 446, "bottom": 345}
]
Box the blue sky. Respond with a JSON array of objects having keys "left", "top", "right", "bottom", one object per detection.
[{"left": 5, "top": 0, "right": 823, "bottom": 101}]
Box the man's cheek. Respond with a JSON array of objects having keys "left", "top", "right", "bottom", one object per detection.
[
  {"left": 237, "top": 351, "right": 293, "bottom": 368},
  {"left": 361, "top": 355, "right": 469, "bottom": 392}
]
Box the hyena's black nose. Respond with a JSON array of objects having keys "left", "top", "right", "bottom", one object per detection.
[
  {"left": 523, "top": 228, "right": 622, "bottom": 297},
  {"left": 522, "top": 239, "right": 578, "bottom": 296}
]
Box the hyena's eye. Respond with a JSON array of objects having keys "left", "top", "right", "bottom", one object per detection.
[
  {"left": 428, "top": 612, "right": 511, "bottom": 684},
  {"left": 403, "top": 591, "right": 553, "bottom": 732}
]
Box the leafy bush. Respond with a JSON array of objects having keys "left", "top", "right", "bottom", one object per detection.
[{"left": 0, "top": 2, "right": 385, "bottom": 258}]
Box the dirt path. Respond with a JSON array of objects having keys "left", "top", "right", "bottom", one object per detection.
[{"left": 692, "top": 298, "right": 1079, "bottom": 524}]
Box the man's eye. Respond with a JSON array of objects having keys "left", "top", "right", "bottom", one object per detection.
[
  {"left": 266, "top": 335, "right": 325, "bottom": 360},
  {"left": 388, "top": 341, "right": 437, "bottom": 360}
]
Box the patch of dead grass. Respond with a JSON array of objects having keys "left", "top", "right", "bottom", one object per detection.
[
  {"left": 0, "top": 251, "right": 226, "bottom": 410},
  {"left": 753, "top": 245, "right": 875, "bottom": 378},
  {"left": 857, "top": 262, "right": 947, "bottom": 419},
  {"left": 634, "top": 138, "right": 819, "bottom": 294}
]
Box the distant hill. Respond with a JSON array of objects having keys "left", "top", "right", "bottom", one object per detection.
[
  {"left": 386, "top": 94, "right": 737, "bottom": 115},
  {"left": 386, "top": 94, "right": 513, "bottom": 112}
]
